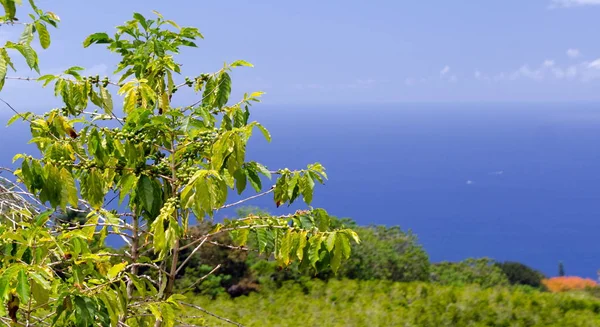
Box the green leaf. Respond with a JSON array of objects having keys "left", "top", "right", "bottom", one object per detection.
[
  {"left": 123, "top": 88, "right": 138, "bottom": 113},
  {"left": 215, "top": 72, "right": 232, "bottom": 108},
  {"left": 202, "top": 75, "right": 216, "bottom": 107},
  {"left": 1, "top": 0, "right": 16, "bottom": 20},
  {"left": 133, "top": 12, "right": 148, "bottom": 29},
  {"left": 308, "top": 234, "right": 323, "bottom": 269},
  {"left": 233, "top": 169, "right": 247, "bottom": 195},
  {"left": 31, "top": 279, "right": 49, "bottom": 308},
  {"left": 6, "top": 113, "right": 23, "bottom": 127},
  {"left": 97, "top": 292, "right": 118, "bottom": 327},
  {"left": 35, "top": 21, "right": 51, "bottom": 49},
  {"left": 230, "top": 229, "right": 249, "bottom": 246},
  {"left": 296, "top": 231, "right": 308, "bottom": 261},
  {"left": 129, "top": 275, "right": 147, "bottom": 297},
  {"left": 254, "top": 123, "right": 271, "bottom": 142},
  {"left": 81, "top": 169, "right": 105, "bottom": 209},
  {"left": 165, "top": 19, "right": 181, "bottom": 30},
  {"left": 301, "top": 174, "right": 315, "bottom": 205},
  {"left": 100, "top": 85, "right": 113, "bottom": 114},
  {"left": 150, "top": 209, "right": 169, "bottom": 258},
  {"left": 74, "top": 296, "right": 94, "bottom": 327},
  {"left": 0, "top": 52, "right": 6, "bottom": 91},
  {"left": 331, "top": 233, "right": 351, "bottom": 274},
  {"left": 118, "top": 173, "right": 138, "bottom": 205},
  {"left": 230, "top": 60, "right": 254, "bottom": 67},
  {"left": 10, "top": 43, "right": 39, "bottom": 73},
  {"left": 19, "top": 23, "right": 34, "bottom": 44},
  {"left": 279, "top": 229, "right": 293, "bottom": 265},
  {"left": 29, "top": 270, "right": 51, "bottom": 290},
  {"left": 287, "top": 173, "right": 299, "bottom": 200},
  {"left": 83, "top": 32, "right": 112, "bottom": 48},
  {"left": 17, "top": 269, "right": 30, "bottom": 304},
  {"left": 337, "top": 233, "right": 352, "bottom": 259},
  {"left": 34, "top": 209, "right": 54, "bottom": 227},
  {"left": 254, "top": 162, "right": 271, "bottom": 179},
  {"left": 256, "top": 228, "right": 271, "bottom": 254},
  {"left": 82, "top": 212, "right": 99, "bottom": 239},
  {"left": 325, "top": 232, "right": 336, "bottom": 252},
  {"left": 59, "top": 168, "right": 78, "bottom": 210},
  {"left": 107, "top": 262, "right": 127, "bottom": 280},
  {"left": 246, "top": 167, "right": 262, "bottom": 192},
  {"left": 137, "top": 175, "right": 155, "bottom": 213}
]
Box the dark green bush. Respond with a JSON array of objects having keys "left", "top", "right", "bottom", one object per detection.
[{"left": 496, "top": 261, "right": 546, "bottom": 288}]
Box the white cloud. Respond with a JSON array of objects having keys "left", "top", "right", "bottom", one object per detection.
[
  {"left": 567, "top": 48, "right": 581, "bottom": 58},
  {"left": 550, "top": 0, "right": 600, "bottom": 7},
  {"left": 478, "top": 57, "right": 600, "bottom": 83},
  {"left": 588, "top": 58, "right": 600, "bottom": 69},
  {"left": 508, "top": 65, "right": 544, "bottom": 81},
  {"left": 474, "top": 70, "right": 491, "bottom": 82},
  {"left": 440, "top": 65, "right": 450, "bottom": 76}
]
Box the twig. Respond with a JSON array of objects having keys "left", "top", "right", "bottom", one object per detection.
[
  {"left": 175, "top": 237, "right": 208, "bottom": 275},
  {"left": 184, "top": 264, "right": 221, "bottom": 291},
  {"left": 179, "top": 302, "right": 245, "bottom": 327},
  {"left": 0, "top": 97, "right": 33, "bottom": 123},
  {"left": 217, "top": 187, "right": 274, "bottom": 211},
  {"left": 207, "top": 240, "right": 251, "bottom": 252}
]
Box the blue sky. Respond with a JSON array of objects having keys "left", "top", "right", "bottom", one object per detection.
[{"left": 3, "top": 0, "right": 600, "bottom": 109}]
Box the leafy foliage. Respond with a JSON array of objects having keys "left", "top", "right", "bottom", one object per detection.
[
  {"left": 338, "top": 224, "right": 430, "bottom": 282},
  {"left": 0, "top": 0, "right": 60, "bottom": 90},
  {"left": 0, "top": 8, "right": 358, "bottom": 326},
  {"left": 430, "top": 257, "right": 510, "bottom": 288}
]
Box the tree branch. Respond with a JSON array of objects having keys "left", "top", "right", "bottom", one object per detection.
[
  {"left": 179, "top": 302, "right": 245, "bottom": 327},
  {"left": 217, "top": 187, "right": 274, "bottom": 211}
]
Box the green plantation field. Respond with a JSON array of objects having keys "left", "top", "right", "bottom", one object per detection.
[{"left": 185, "top": 279, "right": 600, "bottom": 327}]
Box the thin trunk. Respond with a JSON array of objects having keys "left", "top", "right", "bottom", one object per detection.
[
  {"left": 164, "top": 130, "right": 180, "bottom": 299},
  {"left": 126, "top": 212, "right": 139, "bottom": 299},
  {"left": 120, "top": 211, "right": 139, "bottom": 325}
]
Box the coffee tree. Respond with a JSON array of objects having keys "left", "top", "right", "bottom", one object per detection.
[{"left": 0, "top": 3, "right": 359, "bottom": 326}]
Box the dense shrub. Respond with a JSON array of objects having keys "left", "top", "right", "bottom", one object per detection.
[
  {"left": 430, "top": 257, "right": 510, "bottom": 287},
  {"left": 338, "top": 225, "right": 430, "bottom": 282},
  {"left": 496, "top": 261, "right": 546, "bottom": 288}
]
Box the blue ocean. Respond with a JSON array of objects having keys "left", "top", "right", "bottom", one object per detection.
[{"left": 2, "top": 103, "right": 600, "bottom": 278}]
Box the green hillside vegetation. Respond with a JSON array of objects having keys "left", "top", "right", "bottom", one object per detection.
[
  {"left": 186, "top": 279, "right": 600, "bottom": 327},
  {"left": 160, "top": 207, "right": 600, "bottom": 326}
]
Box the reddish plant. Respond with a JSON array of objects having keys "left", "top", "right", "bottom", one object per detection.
[{"left": 542, "top": 276, "right": 598, "bottom": 292}]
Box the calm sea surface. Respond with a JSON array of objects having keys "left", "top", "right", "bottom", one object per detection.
[{"left": 2, "top": 103, "right": 600, "bottom": 277}]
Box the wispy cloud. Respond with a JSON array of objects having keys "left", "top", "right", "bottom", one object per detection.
[
  {"left": 440, "top": 65, "right": 450, "bottom": 76},
  {"left": 588, "top": 58, "right": 600, "bottom": 69},
  {"left": 477, "top": 57, "right": 600, "bottom": 83},
  {"left": 439, "top": 65, "right": 458, "bottom": 83},
  {"left": 567, "top": 48, "right": 581, "bottom": 58},
  {"left": 550, "top": 0, "right": 600, "bottom": 8}
]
